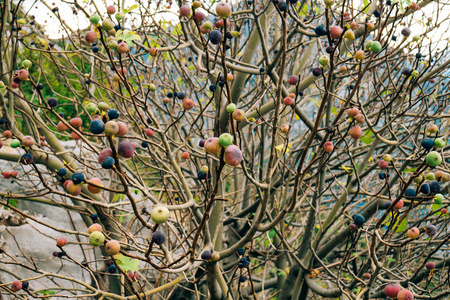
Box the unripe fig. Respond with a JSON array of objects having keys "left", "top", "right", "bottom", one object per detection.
[
  {"left": 90, "top": 14, "right": 100, "bottom": 24},
  {"left": 108, "top": 40, "right": 118, "bottom": 50},
  {"left": 219, "top": 133, "right": 233, "bottom": 147},
  {"left": 226, "top": 103, "right": 237, "bottom": 113},
  {"left": 102, "top": 19, "right": 114, "bottom": 31},
  {"left": 318, "top": 55, "right": 329, "bottom": 66},
  {"left": 98, "top": 102, "right": 109, "bottom": 111},
  {"left": 151, "top": 205, "right": 170, "bottom": 224},
  {"left": 86, "top": 103, "right": 98, "bottom": 114},
  {"left": 344, "top": 30, "right": 355, "bottom": 40},
  {"left": 370, "top": 41, "right": 382, "bottom": 52},
  {"left": 426, "top": 151, "right": 442, "bottom": 167},
  {"left": 115, "top": 12, "right": 124, "bottom": 21},
  {"left": 324, "top": 0, "right": 335, "bottom": 7},
  {"left": 104, "top": 121, "right": 119, "bottom": 136},
  {"left": 89, "top": 231, "right": 105, "bottom": 246}
]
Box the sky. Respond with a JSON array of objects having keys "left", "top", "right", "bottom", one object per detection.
[{"left": 18, "top": 0, "right": 450, "bottom": 55}]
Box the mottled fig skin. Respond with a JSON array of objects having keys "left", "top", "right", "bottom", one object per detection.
[
  {"left": 98, "top": 148, "right": 113, "bottom": 164},
  {"left": 179, "top": 5, "right": 190, "bottom": 17},
  {"left": 215, "top": 2, "right": 232, "bottom": 18},
  {"left": 181, "top": 152, "right": 190, "bottom": 159},
  {"left": 324, "top": 141, "right": 333, "bottom": 152},
  {"left": 118, "top": 141, "right": 135, "bottom": 158},
  {"left": 88, "top": 223, "right": 103, "bottom": 234},
  {"left": 22, "top": 136, "right": 35, "bottom": 147},
  {"left": 393, "top": 199, "right": 404, "bottom": 210},
  {"left": 287, "top": 75, "right": 298, "bottom": 85},
  {"left": 87, "top": 178, "right": 103, "bottom": 194},
  {"left": 11, "top": 280, "right": 22, "bottom": 292},
  {"left": 330, "top": 26, "right": 343, "bottom": 39},
  {"left": 397, "top": 290, "right": 414, "bottom": 300},
  {"left": 224, "top": 145, "right": 243, "bottom": 166},
  {"left": 105, "top": 240, "right": 121, "bottom": 255},
  {"left": 407, "top": 227, "right": 420, "bottom": 239},
  {"left": 56, "top": 238, "right": 67, "bottom": 247},
  {"left": 347, "top": 107, "right": 360, "bottom": 118},
  {"left": 66, "top": 181, "right": 81, "bottom": 196},
  {"left": 204, "top": 137, "right": 222, "bottom": 155},
  {"left": 3, "top": 130, "right": 12, "bottom": 138},
  {"left": 232, "top": 109, "right": 245, "bottom": 122},
  {"left": 104, "top": 121, "right": 119, "bottom": 136},
  {"left": 349, "top": 126, "right": 362, "bottom": 139},
  {"left": 106, "top": 5, "right": 116, "bottom": 14},
  {"left": 384, "top": 283, "right": 401, "bottom": 298},
  {"left": 116, "top": 122, "right": 128, "bottom": 136},
  {"left": 85, "top": 31, "right": 97, "bottom": 44},
  {"left": 151, "top": 205, "right": 170, "bottom": 224},
  {"left": 70, "top": 117, "right": 83, "bottom": 128},
  {"left": 182, "top": 98, "right": 194, "bottom": 110},
  {"left": 378, "top": 160, "right": 389, "bottom": 169},
  {"left": 56, "top": 121, "right": 68, "bottom": 132}
]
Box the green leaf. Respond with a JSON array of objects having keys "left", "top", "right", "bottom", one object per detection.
[
  {"left": 432, "top": 203, "right": 442, "bottom": 216},
  {"left": 269, "top": 229, "right": 276, "bottom": 238},
  {"left": 360, "top": 129, "right": 374, "bottom": 145},
  {"left": 115, "top": 253, "right": 140, "bottom": 272}
]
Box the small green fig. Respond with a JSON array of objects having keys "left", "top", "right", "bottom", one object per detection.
[
  {"left": 89, "top": 231, "right": 105, "bottom": 246},
  {"left": 90, "top": 14, "right": 100, "bottom": 24},
  {"left": 151, "top": 205, "right": 170, "bottom": 224}
]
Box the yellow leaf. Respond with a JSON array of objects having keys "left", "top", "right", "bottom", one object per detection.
[{"left": 341, "top": 165, "right": 352, "bottom": 173}]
